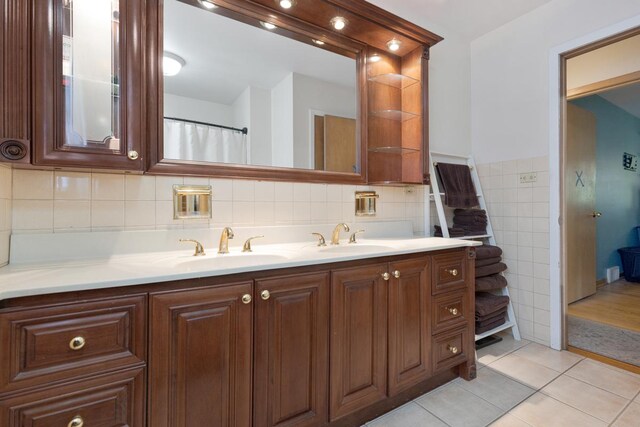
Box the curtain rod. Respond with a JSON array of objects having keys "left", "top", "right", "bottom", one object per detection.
[{"left": 164, "top": 117, "right": 248, "bottom": 135}]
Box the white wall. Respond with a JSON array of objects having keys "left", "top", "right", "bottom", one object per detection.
[
  {"left": 292, "top": 73, "right": 357, "bottom": 169},
  {"left": 248, "top": 87, "right": 272, "bottom": 167},
  {"left": 164, "top": 93, "right": 234, "bottom": 125},
  {"left": 567, "top": 33, "right": 640, "bottom": 91},
  {"left": 471, "top": 0, "right": 640, "bottom": 164},
  {"left": 271, "top": 73, "right": 295, "bottom": 168}
]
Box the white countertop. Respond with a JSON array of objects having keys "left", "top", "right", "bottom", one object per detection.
[{"left": 0, "top": 237, "right": 480, "bottom": 301}]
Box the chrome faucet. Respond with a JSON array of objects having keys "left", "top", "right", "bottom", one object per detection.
[
  {"left": 218, "top": 227, "right": 234, "bottom": 254},
  {"left": 331, "top": 223, "right": 350, "bottom": 245}
]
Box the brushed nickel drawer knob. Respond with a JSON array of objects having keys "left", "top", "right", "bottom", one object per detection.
[
  {"left": 127, "top": 150, "right": 139, "bottom": 160},
  {"left": 69, "top": 336, "right": 86, "bottom": 351},
  {"left": 447, "top": 344, "right": 459, "bottom": 354},
  {"left": 446, "top": 268, "right": 459, "bottom": 277},
  {"left": 261, "top": 290, "right": 270, "bottom": 300},
  {"left": 381, "top": 272, "right": 390, "bottom": 281},
  {"left": 447, "top": 307, "right": 459, "bottom": 316},
  {"left": 242, "top": 294, "right": 252, "bottom": 304},
  {"left": 393, "top": 270, "right": 401, "bottom": 279},
  {"left": 68, "top": 416, "right": 84, "bottom": 427}
]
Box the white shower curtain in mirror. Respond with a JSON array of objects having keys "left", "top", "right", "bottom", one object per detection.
[{"left": 164, "top": 119, "right": 248, "bottom": 164}]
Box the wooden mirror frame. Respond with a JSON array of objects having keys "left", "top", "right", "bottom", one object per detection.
[{"left": 145, "top": 0, "right": 369, "bottom": 183}]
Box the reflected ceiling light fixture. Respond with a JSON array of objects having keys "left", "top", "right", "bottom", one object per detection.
[
  {"left": 330, "top": 16, "right": 348, "bottom": 30},
  {"left": 312, "top": 39, "right": 325, "bottom": 46},
  {"left": 198, "top": 0, "right": 217, "bottom": 9},
  {"left": 369, "top": 53, "right": 381, "bottom": 63},
  {"left": 163, "top": 52, "right": 185, "bottom": 76},
  {"left": 260, "top": 21, "right": 277, "bottom": 30},
  {"left": 387, "top": 39, "right": 401, "bottom": 52},
  {"left": 277, "top": 0, "right": 295, "bottom": 9}
]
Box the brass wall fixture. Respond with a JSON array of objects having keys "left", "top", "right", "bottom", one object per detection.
[
  {"left": 355, "top": 191, "right": 379, "bottom": 216},
  {"left": 173, "top": 185, "right": 212, "bottom": 219}
]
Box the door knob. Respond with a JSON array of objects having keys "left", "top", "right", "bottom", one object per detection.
[
  {"left": 381, "top": 272, "right": 390, "bottom": 281},
  {"left": 261, "top": 290, "right": 270, "bottom": 300},
  {"left": 242, "top": 294, "right": 252, "bottom": 304},
  {"left": 592, "top": 211, "right": 602, "bottom": 218},
  {"left": 393, "top": 270, "right": 401, "bottom": 279}
]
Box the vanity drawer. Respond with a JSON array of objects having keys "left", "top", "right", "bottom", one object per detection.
[
  {"left": 0, "top": 295, "right": 146, "bottom": 395},
  {"left": 0, "top": 367, "right": 145, "bottom": 427},
  {"left": 432, "top": 252, "right": 467, "bottom": 295},
  {"left": 432, "top": 327, "right": 468, "bottom": 373},
  {"left": 432, "top": 292, "right": 468, "bottom": 334}
]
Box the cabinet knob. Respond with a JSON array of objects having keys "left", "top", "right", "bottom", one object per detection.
[
  {"left": 393, "top": 270, "right": 401, "bottom": 279},
  {"left": 445, "top": 268, "right": 459, "bottom": 277},
  {"left": 261, "top": 290, "right": 270, "bottom": 300},
  {"left": 127, "top": 150, "right": 139, "bottom": 160},
  {"left": 69, "top": 336, "right": 86, "bottom": 351},
  {"left": 447, "top": 344, "right": 459, "bottom": 354},
  {"left": 381, "top": 272, "right": 390, "bottom": 281},
  {"left": 447, "top": 307, "right": 459, "bottom": 316},
  {"left": 68, "top": 416, "right": 84, "bottom": 427},
  {"left": 242, "top": 294, "right": 252, "bottom": 304}
]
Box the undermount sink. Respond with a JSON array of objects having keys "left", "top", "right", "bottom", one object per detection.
[
  {"left": 318, "top": 244, "right": 394, "bottom": 254},
  {"left": 157, "top": 252, "right": 291, "bottom": 270}
]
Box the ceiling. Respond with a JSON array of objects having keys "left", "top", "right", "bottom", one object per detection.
[
  {"left": 599, "top": 82, "right": 640, "bottom": 119},
  {"left": 164, "top": 0, "right": 356, "bottom": 105},
  {"left": 368, "top": 0, "right": 553, "bottom": 41}
]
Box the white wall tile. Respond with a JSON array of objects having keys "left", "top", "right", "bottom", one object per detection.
[
  {"left": 233, "top": 180, "right": 255, "bottom": 201},
  {"left": 232, "top": 201, "right": 254, "bottom": 225},
  {"left": 13, "top": 200, "right": 53, "bottom": 230},
  {"left": 125, "top": 201, "right": 156, "bottom": 227},
  {"left": 125, "top": 175, "right": 156, "bottom": 201},
  {"left": 274, "top": 182, "right": 293, "bottom": 202},
  {"left": 155, "top": 176, "right": 183, "bottom": 201},
  {"left": 211, "top": 179, "right": 233, "bottom": 201},
  {"left": 254, "top": 181, "right": 275, "bottom": 202},
  {"left": 92, "top": 174, "right": 124, "bottom": 201},
  {"left": 53, "top": 200, "right": 91, "bottom": 229},
  {"left": 54, "top": 172, "right": 91, "bottom": 200},
  {"left": 91, "top": 200, "right": 124, "bottom": 228},
  {"left": 14, "top": 170, "right": 53, "bottom": 200}
]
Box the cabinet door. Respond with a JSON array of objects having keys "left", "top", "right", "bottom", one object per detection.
[
  {"left": 254, "top": 272, "right": 329, "bottom": 427},
  {"left": 149, "top": 283, "right": 253, "bottom": 427},
  {"left": 388, "top": 257, "right": 431, "bottom": 395},
  {"left": 330, "top": 263, "right": 388, "bottom": 421},
  {"left": 32, "top": 0, "right": 144, "bottom": 169}
]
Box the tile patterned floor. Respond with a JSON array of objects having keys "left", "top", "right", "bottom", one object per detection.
[{"left": 367, "top": 333, "right": 640, "bottom": 426}]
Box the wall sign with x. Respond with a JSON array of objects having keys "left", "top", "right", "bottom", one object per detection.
[{"left": 575, "top": 170, "right": 585, "bottom": 187}]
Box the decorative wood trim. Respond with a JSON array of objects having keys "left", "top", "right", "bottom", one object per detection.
[
  {"left": 567, "top": 70, "right": 640, "bottom": 100},
  {"left": 567, "top": 345, "right": 640, "bottom": 375}
]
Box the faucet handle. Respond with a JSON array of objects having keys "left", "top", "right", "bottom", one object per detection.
[
  {"left": 179, "top": 239, "right": 206, "bottom": 256},
  {"left": 348, "top": 229, "right": 365, "bottom": 244},
  {"left": 312, "top": 232, "right": 327, "bottom": 247},
  {"left": 242, "top": 235, "right": 264, "bottom": 252}
]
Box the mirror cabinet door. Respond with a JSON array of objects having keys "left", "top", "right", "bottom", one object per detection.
[{"left": 32, "top": 0, "right": 144, "bottom": 170}]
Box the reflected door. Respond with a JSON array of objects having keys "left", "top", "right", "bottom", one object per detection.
[
  {"left": 566, "top": 103, "right": 597, "bottom": 303},
  {"left": 325, "top": 115, "right": 357, "bottom": 173}
]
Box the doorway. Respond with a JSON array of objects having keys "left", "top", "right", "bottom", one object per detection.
[{"left": 560, "top": 29, "right": 640, "bottom": 372}]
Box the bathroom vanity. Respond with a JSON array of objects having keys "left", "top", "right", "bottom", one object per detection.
[{"left": 0, "top": 236, "right": 477, "bottom": 427}]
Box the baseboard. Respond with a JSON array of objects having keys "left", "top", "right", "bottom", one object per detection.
[
  {"left": 567, "top": 345, "right": 640, "bottom": 374},
  {"left": 596, "top": 279, "right": 607, "bottom": 289}
]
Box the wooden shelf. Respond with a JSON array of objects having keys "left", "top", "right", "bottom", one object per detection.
[
  {"left": 368, "top": 146, "right": 420, "bottom": 154},
  {"left": 370, "top": 109, "right": 419, "bottom": 121},
  {"left": 368, "top": 73, "right": 420, "bottom": 89},
  {"left": 475, "top": 321, "right": 516, "bottom": 341}
]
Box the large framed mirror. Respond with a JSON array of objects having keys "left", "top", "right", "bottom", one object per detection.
[{"left": 146, "top": 0, "right": 368, "bottom": 183}]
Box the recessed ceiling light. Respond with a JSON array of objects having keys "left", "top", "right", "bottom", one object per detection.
[
  {"left": 330, "top": 16, "right": 348, "bottom": 31},
  {"left": 312, "top": 39, "right": 325, "bottom": 46},
  {"left": 369, "top": 54, "right": 381, "bottom": 63},
  {"left": 198, "top": 0, "right": 217, "bottom": 9},
  {"left": 277, "top": 0, "right": 295, "bottom": 9},
  {"left": 163, "top": 52, "right": 185, "bottom": 76},
  {"left": 260, "top": 21, "right": 277, "bottom": 30},
  {"left": 387, "top": 39, "right": 401, "bottom": 52}
]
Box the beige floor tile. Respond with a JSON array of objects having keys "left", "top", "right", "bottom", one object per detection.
[
  {"left": 635, "top": 392, "right": 640, "bottom": 403},
  {"left": 367, "top": 402, "right": 447, "bottom": 427},
  {"left": 477, "top": 334, "right": 530, "bottom": 365},
  {"left": 541, "top": 375, "right": 628, "bottom": 423},
  {"left": 509, "top": 393, "right": 607, "bottom": 427},
  {"left": 488, "top": 354, "right": 561, "bottom": 389},
  {"left": 613, "top": 402, "right": 640, "bottom": 427},
  {"left": 457, "top": 367, "right": 535, "bottom": 411},
  {"left": 511, "top": 342, "right": 582, "bottom": 372},
  {"left": 416, "top": 383, "right": 504, "bottom": 427},
  {"left": 490, "top": 413, "right": 532, "bottom": 427},
  {"left": 565, "top": 359, "right": 640, "bottom": 399}
]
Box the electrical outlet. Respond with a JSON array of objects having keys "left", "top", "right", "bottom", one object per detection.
[{"left": 519, "top": 172, "right": 537, "bottom": 184}]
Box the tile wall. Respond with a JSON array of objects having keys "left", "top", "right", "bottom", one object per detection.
[
  {"left": 0, "top": 165, "right": 11, "bottom": 266},
  {"left": 10, "top": 169, "right": 426, "bottom": 235}
]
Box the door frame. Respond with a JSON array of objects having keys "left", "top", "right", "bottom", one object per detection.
[{"left": 549, "top": 17, "right": 640, "bottom": 350}]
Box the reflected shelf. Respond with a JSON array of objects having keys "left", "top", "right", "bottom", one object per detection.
[
  {"left": 370, "top": 109, "right": 419, "bottom": 121},
  {"left": 368, "top": 73, "right": 420, "bottom": 89},
  {"left": 368, "top": 146, "right": 420, "bottom": 154}
]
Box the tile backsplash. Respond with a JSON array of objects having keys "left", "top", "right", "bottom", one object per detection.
[
  {"left": 10, "top": 169, "right": 426, "bottom": 236},
  {"left": 0, "top": 165, "right": 11, "bottom": 266}
]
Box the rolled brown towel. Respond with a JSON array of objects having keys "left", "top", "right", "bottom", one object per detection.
[
  {"left": 475, "top": 274, "right": 508, "bottom": 291},
  {"left": 475, "top": 292, "right": 510, "bottom": 317},
  {"left": 475, "top": 307, "right": 508, "bottom": 323},
  {"left": 476, "top": 257, "right": 502, "bottom": 267},
  {"left": 475, "top": 245, "right": 503, "bottom": 259},
  {"left": 475, "top": 316, "right": 507, "bottom": 334},
  {"left": 454, "top": 208, "right": 487, "bottom": 217},
  {"left": 475, "top": 262, "right": 508, "bottom": 278}
]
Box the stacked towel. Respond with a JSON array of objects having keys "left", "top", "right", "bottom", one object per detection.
[
  {"left": 434, "top": 225, "right": 465, "bottom": 238},
  {"left": 475, "top": 292, "right": 510, "bottom": 334},
  {"left": 453, "top": 209, "right": 487, "bottom": 236}
]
